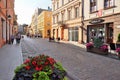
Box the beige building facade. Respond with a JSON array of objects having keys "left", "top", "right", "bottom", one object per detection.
[
  {"left": 37, "top": 11, "right": 52, "bottom": 38},
  {"left": 83, "top": 0, "right": 120, "bottom": 43},
  {"left": 52, "top": 0, "right": 83, "bottom": 42}
]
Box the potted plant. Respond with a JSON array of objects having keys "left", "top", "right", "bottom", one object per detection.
[
  {"left": 117, "top": 33, "right": 120, "bottom": 42},
  {"left": 100, "top": 44, "right": 108, "bottom": 52},
  {"left": 116, "top": 47, "right": 120, "bottom": 58},
  {"left": 86, "top": 42, "right": 94, "bottom": 49},
  {"left": 13, "top": 54, "right": 67, "bottom": 80},
  {"left": 86, "top": 38, "right": 108, "bottom": 55},
  {"left": 116, "top": 33, "right": 120, "bottom": 48}
]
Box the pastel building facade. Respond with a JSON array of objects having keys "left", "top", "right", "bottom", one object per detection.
[
  {"left": 83, "top": 0, "right": 120, "bottom": 43},
  {"left": 37, "top": 10, "right": 52, "bottom": 38},
  {"left": 0, "top": 0, "right": 16, "bottom": 47},
  {"left": 51, "top": 0, "right": 83, "bottom": 42}
]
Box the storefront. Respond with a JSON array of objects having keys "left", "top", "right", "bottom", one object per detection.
[
  {"left": 87, "top": 22, "right": 113, "bottom": 43},
  {"left": 68, "top": 27, "right": 79, "bottom": 41},
  {"left": 84, "top": 13, "right": 120, "bottom": 44}
]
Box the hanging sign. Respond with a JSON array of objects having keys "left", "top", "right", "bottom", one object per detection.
[{"left": 89, "top": 18, "right": 104, "bottom": 24}]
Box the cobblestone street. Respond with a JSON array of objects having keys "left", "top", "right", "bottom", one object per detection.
[{"left": 21, "top": 36, "right": 120, "bottom": 80}]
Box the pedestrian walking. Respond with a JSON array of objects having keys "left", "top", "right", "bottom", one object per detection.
[
  {"left": 10, "top": 34, "right": 14, "bottom": 44},
  {"left": 16, "top": 33, "right": 21, "bottom": 44}
]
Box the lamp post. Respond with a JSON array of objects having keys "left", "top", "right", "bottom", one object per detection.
[{"left": 8, "top": 15, "right": 11, "bottom": 44}]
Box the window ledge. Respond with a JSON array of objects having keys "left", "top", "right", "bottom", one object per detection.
[
  {"left": 104, "top": 6, "right": 116, "bottom": 10},
  {"left": 90, "top": 11, "right": 98, "bottom": 14}
]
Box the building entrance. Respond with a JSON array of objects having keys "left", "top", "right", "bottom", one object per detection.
[{"left": 68, "top": 27, "right": 78, "bottom": 41}]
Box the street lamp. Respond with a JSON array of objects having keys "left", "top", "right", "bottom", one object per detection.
[{"left": 7, "top": 15, "right": 12, "bottom": 44}]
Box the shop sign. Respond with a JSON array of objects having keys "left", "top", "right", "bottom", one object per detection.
[{"left": 89, "top": 18, "right": 104, "bottom": 24}]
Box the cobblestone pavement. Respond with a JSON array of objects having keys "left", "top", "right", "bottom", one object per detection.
[{"left": 21, "top": 36, "right": 120, "bottom": 80}]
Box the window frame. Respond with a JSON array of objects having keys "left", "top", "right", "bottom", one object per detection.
[
  {"left": 90, "top": 0, "right": 97, "bottom": 13},
  {"left": 75, "top": 7, "right": 79, "bottom": 18},
  {"left": 62, "top": 0, "right": 64, "bottom": 6},
  {"left": 57, "top": 1, "right": 59, "bottom": 9},
  {"left": 68, "top": 10, "right": 72, "bottom": 20},
  {"left": 104, "top": 0, "right": 115, "bottom": 9}
]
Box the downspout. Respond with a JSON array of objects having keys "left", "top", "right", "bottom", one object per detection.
[
  {"left": 6, "top": 0, "right": 8, "bottom": 43},
  {"left": 81, "top": 0, "right": 84, "bottom": 43}
]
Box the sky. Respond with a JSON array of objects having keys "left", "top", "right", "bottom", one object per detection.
[{"left": 15, "top": 0, "right": 51, "bottom": 25}]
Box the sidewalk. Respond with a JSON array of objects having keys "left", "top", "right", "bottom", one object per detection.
[
  {"left": 0, "top": 44, "right": 23, "bottom": 80},
  {"left": 60, "top": 40, "right": 86, "bottom": 49},
  {"left": 60, "top": 40, "right": 120, "bottom": 60}
]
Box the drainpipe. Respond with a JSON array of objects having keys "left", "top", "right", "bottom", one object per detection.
[
  {"left": 6, "top": 0, "right": 8, "bottom": 43},
  {"left": 81, "top": 0, "right": 84, "bottom": 43}
]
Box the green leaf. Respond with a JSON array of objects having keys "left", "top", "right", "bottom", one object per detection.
[
  {"left": 54, "top": 62, "right": 65, "bottom": 71},
  {"left": 14, "top": 64, "right": 26, "bottom": 73},
  {"left": 33, "top": 71, "right": 50, "bottom": 80},
  {"left": 63, "top": 77, "right": 68, "bottom": 80}
]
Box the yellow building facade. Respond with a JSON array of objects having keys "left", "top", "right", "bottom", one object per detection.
[{"left": 37, "top": 11, "right": 52, "bottom": 38}]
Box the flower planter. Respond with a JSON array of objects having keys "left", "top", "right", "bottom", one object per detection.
[
  {"left": 118, "top": 54, "right": 120, "bottom": 59},
  {"left": 87, "top": 47, "right": 108, "bottom": 55},
  {"left": 13, "top": 54, "right": 67, "bottom": 80}
]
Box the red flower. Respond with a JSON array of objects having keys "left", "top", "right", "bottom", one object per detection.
[
  {"left": 24, "top": 59, "right": 30, "bottom": 64},
  {"left": 45, "top": 62, "right": 49, "bottom": 65},
  {"left": 47, "top": 57, "right": 55, "bottom": 65},
  {"left": 32, "top": 61, "right": 37, "bottom": 66},
  {"left": 25, "top": 65, "right": 31, "bottom": 70},
  {"left": 35, "top": 66, "right": 42, "bottom": 71}
]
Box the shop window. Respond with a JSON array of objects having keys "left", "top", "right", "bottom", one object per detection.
[
  {"left": 69, "top": 27, "right": 78, "bottom": 41},
  {"left": 90, "top": 0, "right": 97, "bottom": 13},
  {"left": 88, "top": 26, "right": 105, "bottom": 42}
]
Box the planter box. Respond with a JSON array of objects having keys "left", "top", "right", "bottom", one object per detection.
[{"left": 87, "top": 47, "right": 108, "bottom": 55}]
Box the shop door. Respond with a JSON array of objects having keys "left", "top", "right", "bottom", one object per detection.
[
  {"left": 106, "top": 23, "right": 113, "bottom": 43},
  {"left": 61, "top": 28, "right": 64, "bottom": 40},
  {"left": 69, "top": 30, "right": 72, "bottom": 41}
]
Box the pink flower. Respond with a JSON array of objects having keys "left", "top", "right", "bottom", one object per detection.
[
  {"left": 116, "top": 48, "right": 120, "bottom": 53},
  {"left": 86, "top": 42, "right": 93, "bottom": 49},
  {"left": 100, "top": 45, "right": 108, "bottom": 52}
]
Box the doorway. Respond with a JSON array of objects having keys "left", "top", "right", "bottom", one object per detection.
[{"left": 106, "top": 23, "right": 113, "bottom": 43}]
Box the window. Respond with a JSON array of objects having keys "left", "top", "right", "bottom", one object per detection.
[
  {"left": 53, "top": 16, "right": 55, "bottom": 24},
  {"left": 90, "top": 0, "right": 97, "bottom": 12},
  {"left": 75, "top": 7, "right": 79, "bottom": 18},
  {"left": 62, "top": 0, "right": 64, "bottom": 6},
  {"left": 53, "top": 4, "right": 55, "bottom": 11},
  {"left": 68, "top": 0, "right": 70, "bottom": 2},
  {"left": 68, "top": 10, "right": 72, "bottom": 20},
  {"left": 61, "top": 13, "right": 64, "bottom": 21},
  {"left": 104, "top": 0, "right": 114, "bottom": 8},
  {"left": 56, "top": 15, "right": 59, "bottom": 22},
  {"left": 57, "top": 1, "right": 59, "bottom": 9}
]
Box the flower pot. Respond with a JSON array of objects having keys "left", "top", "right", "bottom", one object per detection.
[
  {"left": 118, "top": 53, "right": 120, "bottom": 59},
  {"left": 87, "top": 47, "right": 108, "bottom": 55},
  {"left": 13, "top": 55, "right": 67, "bottom": 80}
]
